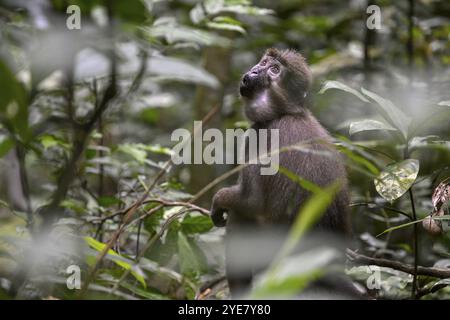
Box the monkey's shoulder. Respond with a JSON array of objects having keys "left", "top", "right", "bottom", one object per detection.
[{"left": 263, "top": 114, "right": 331, "bottom": 143}]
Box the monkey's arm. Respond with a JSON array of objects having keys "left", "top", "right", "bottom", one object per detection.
[{"left": 211, "top": 185, "right": 240, "bottom": 227}]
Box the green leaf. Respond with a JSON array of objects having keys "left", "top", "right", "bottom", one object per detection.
[
  {"left": 97, "top": 196, "right": 122, "bottom": 208},
  {"left": 181, "top": 213, "right": 213, "bottom": 234},
  {"left": 234, "top": 121, "right": 250, "bottom": 129},
  {"left": 336, "top": 144, "right": 379, "bottom": 176},
  {"left": 378, "top": 215, "right": 450, "bottom": 236},
  {"left": 0, "top": 136, "right": 14, "bottom": 158},
  {"left": 117, "top": 143, "right": 148, "bottom": 164},
  {"left": 144, "top": 18, "right": 231, "bottom": 47},
  {"left": 275, "top": 182, "right": 341, "bottom": 262},
  {"left": 0, "top": 60, "right": 29, "bottom": 141},
  {"left": 148, "top": 55, "right": 220, "bottom": 89},
  {"left": 251, "top": 248, "right": 339, "bottom": 298},
  {"left": 119, "top": 281, "right": 168, "bottom": 300},
  {"left": 408, "top": 136, "right": 450, "bottom": 151},
  {"left": 177, "top": 232, "right": 203, "bottom": 275},
  {"left": 319, "top": 80, "right": 369, "bottom": 103},
  {"left": 349, "top": 119, "right": 397, "bottom": 136},
  {"left": 437, "top": 101, "right": 450, "bottom": 107},
  {"left": 144, "top": 207, "right": 164, "bottom": 232},
  {"left": 374, "top": 159, "right": 420, "bottom": 202},
  {"left": 84, "top": 237, "right": 146, "bottom": 288},
  {"left": 278, "top": 166, "right": 322, "bottom": 194},
  {"left": 190, "top": 0, "right": 273, "bottom": 24},
  {"left": 206, "top": 16, "right": 246, "bottom": 34},
  {"left": 377, "top": 218, "right": 425, "bottom": 236},
  {"left": 39, "top": 134, "right": 70, "bottom": 150},
  {"left": 360, "top": 87, "right": 411, "bottom": 138}
]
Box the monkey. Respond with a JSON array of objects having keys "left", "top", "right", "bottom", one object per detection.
[{"left": 210, "top": 48, "right": 353, "bottom": 298}]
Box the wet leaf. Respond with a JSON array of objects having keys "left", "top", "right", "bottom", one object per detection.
[{"left": 374, "top": 159, "right": 419, "bottom": 202}]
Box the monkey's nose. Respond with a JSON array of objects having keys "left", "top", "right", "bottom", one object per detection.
[
  {"left": 242, "top": 74, "right": 251, "bottom": 86},
  {"left": 242, "top": 71, "right": 257, "bottom": 86}
]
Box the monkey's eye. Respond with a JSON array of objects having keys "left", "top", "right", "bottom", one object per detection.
[
  {"left": 260, "top": 59, "right": 267, "bottom": 66},
  {"left": 270, "top": 65, "right": 280, "bottom": 74}
]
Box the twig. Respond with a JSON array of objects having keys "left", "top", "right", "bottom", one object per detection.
[
  {"left": 350, "top": 202, "right": 412, "bottom": 220},
  {"left": 79, "top": 104, "right": 221, "bottom": 297},
  {"left": 416, "top": 282, "right": 450, "bottom": 299},
  {"left": 142, "top": 199, "right": 210, "bottom": 215},
  {"left": 347, "top": 249, "right": 450, "bottom": 278},
  {"left": 408, "top": 188, "right": 419, "bottom": 298}
]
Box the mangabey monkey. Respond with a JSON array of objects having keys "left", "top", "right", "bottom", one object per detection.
[{"left": 211, "top": 48, "right": 352, "bottom": 298}]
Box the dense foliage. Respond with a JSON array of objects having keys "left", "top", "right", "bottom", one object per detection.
[{"left": 0, "top": 0, "right": 449, "bottom": 300}]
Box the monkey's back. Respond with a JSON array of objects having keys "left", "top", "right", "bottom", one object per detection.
[{"left": 240, "top": 112, "right": 350, "bottom": 235}]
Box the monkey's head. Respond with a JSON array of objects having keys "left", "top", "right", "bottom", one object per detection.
[{"left": 239, "top": 48, "right": 312, "bottom": 123}]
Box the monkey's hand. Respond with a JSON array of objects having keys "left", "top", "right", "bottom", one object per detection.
[
  {"left": 211, "top": 188, "right": 234, "bottom": 227},
  {"left": 211, "top": 205, "right": 228, "bottom": 227}
]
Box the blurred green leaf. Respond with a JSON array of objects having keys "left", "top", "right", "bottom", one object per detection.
[
  {"left": 408, "top": 136, "right": 450, "bottom": 151},
  {"left": 97, "top": 196, "right": 122, "bottom": 208},
  {"left": 0, "top": 136, "right": 14, "bottom": 158},
  {"left": 251, "top": 248, "right": 338, "bottom": 298},
  {"left": 190, "top": 0, "right": 273, "bottom": 24},
  {"left": 0, "top": 60, "right": 29, "bottom": 141},
  {"left": 144, "top": 206, "right": 164, "bottom": 232},
  {"left": 437, "top": 101, "right": 450, "bottom": 107},
  {"left": 144, "top": 17, "right": 231, "bottom": 47},
  {"left": 207, "top": 16, "right": 246, "bottom": 34},
  {"left": 117, "top": 143, "right": 147, "bottom": 164},
  {"left": 177, "top": 232, "right": 203, "bottom": 276},
  {"left": 39, "top": 134, "right": 70, "bottom": 150},
  {"left": 119, "top": 281, "right": 168, "bottom": 300},
  {"left": 360, "top": 88, "right": 411, "bottom": 139},
  {"left": 349, "top": 119, "right": 397, "bottom": 136},
  {"left": 278, "top": 166, "right": 322, "bottom": 194},
  {"left": 181, "top": 213, "right": 213, "bottom": 234},
  {"left": 319, "top": 80, "right": 369, "bottom": 103},
  {"left": 84, "top": 237, "right": 146, "bottom": 288}
]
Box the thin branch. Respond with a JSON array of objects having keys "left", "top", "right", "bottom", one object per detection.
[
  {"left": 350, "top": 202, "right": 412, "bottom": 220},
  {"left": 78, "top": 104, "right": 221, "bottom": 297},
  {"left": 416, "top": 282, "right": 450, "bottom": 299},
  {"left": 347, "top": 249, "right": 450, "bottom": 279}
]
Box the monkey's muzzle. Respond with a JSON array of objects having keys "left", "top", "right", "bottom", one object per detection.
[{"left": 240, "top": 71, "right": 262, "bottom": 98}]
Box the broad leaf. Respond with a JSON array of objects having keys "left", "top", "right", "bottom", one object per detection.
[
  {"left": 0, "top": 60, "right": 29, "bottom": 141},
  {"left": 374, "top": 159, "right": 420, "bottom": 202},
  {"left": 0, "top": 136, "right": 14, "bottom": 158},
  {"left": 84, "top": 237, "right": 146, "bottom": 288},
  {"left": 361, "top": 87, "right": 411, "bottom": 138},
  {"left": 349, "top": 119, "right": 396, "bottom": 136},
  {"left": 251, "top": 248, "right": 339, "bottom": 298},
  {"left": 145, "top": 19, "right": 231, "bottom": 48},
  {"left": 275, "top": 182, "right": 341, "bottom": 262},
  {"left": 181, "top": 213, "right": 213, "bottom": 234},
  {"left": 177, "top": 232, "right": 204, "bottom": 275},
  {"left": 319, "top": 80, "right": 369, "bottom": 103}
]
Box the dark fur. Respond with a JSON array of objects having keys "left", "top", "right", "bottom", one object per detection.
[{"left": 211, "top": 49, "right": 351, "bottom": 297}]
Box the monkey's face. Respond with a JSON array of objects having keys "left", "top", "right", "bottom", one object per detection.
[
  {"left": 239, "top": 55, "right": 283, "bottom": 99},
  {"left": 240, "top": 49, "right": 312, "bottom": 123}
]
